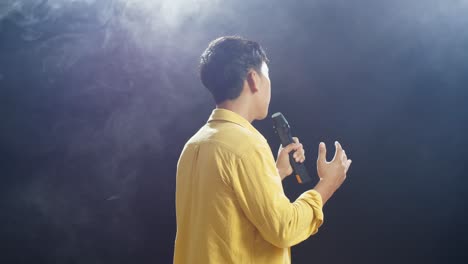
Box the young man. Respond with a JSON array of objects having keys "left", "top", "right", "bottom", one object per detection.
[{"left": 174, "top": 36, "right": 352, "bottom": 264}]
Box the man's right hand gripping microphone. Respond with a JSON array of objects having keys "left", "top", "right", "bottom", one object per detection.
[{"left": 272, "top": 112, "right": 312, "bottom": 184}]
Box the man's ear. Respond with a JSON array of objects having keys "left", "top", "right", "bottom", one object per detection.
[{"left": 246, "top": 70, "right": 259, "bottom": 93}]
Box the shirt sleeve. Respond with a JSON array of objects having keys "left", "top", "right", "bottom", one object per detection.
[{"left": 231, "top": 144, "right": 324, "bottom": 248}]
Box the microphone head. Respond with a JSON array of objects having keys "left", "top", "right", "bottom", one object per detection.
[{"left": 271, "top": 112, "right": 290, "bottom": 129}]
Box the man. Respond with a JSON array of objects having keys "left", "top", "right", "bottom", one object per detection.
[{"left": 174, "top": 36, "right": 352, "bottom": 263}]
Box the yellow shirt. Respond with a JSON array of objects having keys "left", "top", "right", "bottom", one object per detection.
[{"left": 174, "top": 108, "right": 324, "bottom": 264}]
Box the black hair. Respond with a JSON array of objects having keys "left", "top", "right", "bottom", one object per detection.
[{"left": 199, "top": 36, "right": 269, "bottom": 104}]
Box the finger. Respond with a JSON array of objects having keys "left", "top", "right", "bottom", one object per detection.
[
  {"left": 295, "top": 151, "right": 305, "bottom": 162},
  {"left": 279, "top": 142, "right": 297, "bottom": 152},
  {"left": 300, "top": 155, "right": 306, "bottom": 162},
  {"left": 317, "top": 142, "right": 326, "bottom": 163},
  {"left": 294, "top": 147, "right": 305, "bottom": 161},
  {"left": 293, "top": 144, "right": 304, "bottom": 155},
  {"left": 291, "top": 140, "right": 302, "bottom": 161},
  {"left": 342, "top": 150, "right": 347, "bottom": 163},
  {"left": 345, "top": 159, "right": 352, "bottom": 172},
  {"left": 333, "top": 141, "right": 344, "bottom": 162},
  {"left": 295, "top": 145, "right": 304, "bottom": 162},
  {"left": 285, "top": 142, "right": 302, "bottom": 155},
  {"left": 293, "top": 143, "right": 303, "bottom": 152}
]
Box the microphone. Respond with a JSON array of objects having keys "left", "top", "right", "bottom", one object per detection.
[{"left": 272, "top": 112, "right": 312, "bottom": 184}]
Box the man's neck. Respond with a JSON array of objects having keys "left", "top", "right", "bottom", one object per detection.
[{"left": 216, "top": 101, "right": 255, "bottom": 123}]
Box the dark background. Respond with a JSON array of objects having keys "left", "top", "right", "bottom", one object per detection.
[{"left": 1, "top": 0, "right": 467, "bottom": 263}]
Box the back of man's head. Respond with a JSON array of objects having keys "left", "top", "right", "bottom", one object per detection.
[{"left": 199, "top": 36, "right": 269, "bottom": 104}]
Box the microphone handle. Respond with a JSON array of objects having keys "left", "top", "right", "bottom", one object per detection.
[{"left": 277, "top": 128, "right": 312, "bottom": 184}]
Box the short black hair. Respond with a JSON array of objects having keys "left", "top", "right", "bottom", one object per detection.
[{"left": 199, "top": 36, "right": 269, "bottom": 104}]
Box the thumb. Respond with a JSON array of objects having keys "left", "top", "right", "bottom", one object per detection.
[{"left": 318, "top": 142, "right": 327, "bottom": 162}]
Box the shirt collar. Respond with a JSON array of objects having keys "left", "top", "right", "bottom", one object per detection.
[{"left": 207, "top": 108, "right": 267, "bottom": 143}]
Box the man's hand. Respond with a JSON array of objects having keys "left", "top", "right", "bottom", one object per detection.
[
  {"left": 313, "top": 141, "right": 352, "bottom": 205},
  {"left": 276, "top": 137, "right": 305, "bottom": 180}
]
